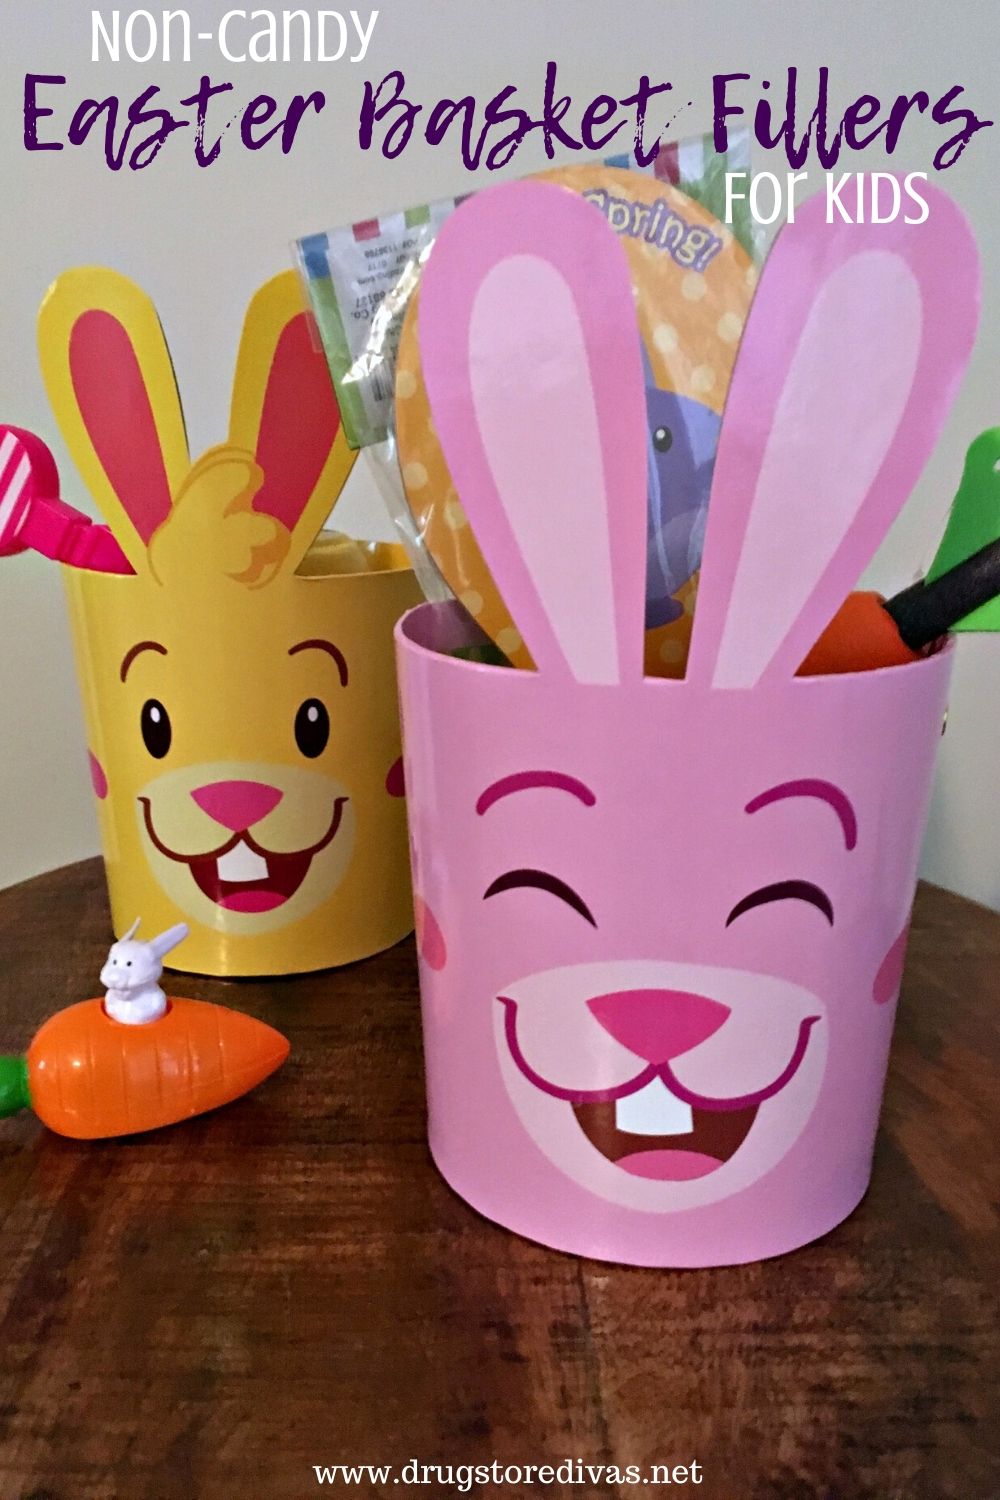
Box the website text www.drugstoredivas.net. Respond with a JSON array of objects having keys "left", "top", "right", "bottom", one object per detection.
[
  {"left": 19, "top": 6, "right": 993, "bottom": 185},
  {"left": 312, "top": 1457, "right": 705, "bottom": 1490}
]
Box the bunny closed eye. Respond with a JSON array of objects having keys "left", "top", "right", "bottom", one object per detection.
[
  {"left": 477, "top": 770, "right": 598, "bottom": 927},
  {"left": 725, "top": 781, "right": 854, "bottom": 930},
  {"left": 726, "top": 880, "right": 834, "bottom": 928},
  {"left": 484, "top": 870, "right": 596, "bottom": 928}
]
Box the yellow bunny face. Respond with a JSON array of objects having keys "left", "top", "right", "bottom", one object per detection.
[{"left": 42, "top": 269, "right": 421, "bottom": 975}]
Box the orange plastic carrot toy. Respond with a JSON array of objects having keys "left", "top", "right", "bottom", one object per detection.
[
  {"left": 0, "top": 921, "right": 288, "bottom": 1139},
  {"left": 800, "top": 431, "right": 1000, "bottom": 675}
]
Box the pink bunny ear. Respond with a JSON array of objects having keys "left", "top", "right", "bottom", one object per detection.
[
  {"left": 418, "top": 180, "right": 647, "bottom": 684},
  {"left": 38, "top": 270, "right": 190, "bottom": 572},
  {"left": 69, "top": 311, "right": 174, "bottom": 543},
  {"left": 229, "top": 272, "right": 356, "bottom": 573},
  {"left": 251, "top": 311, "right": 340, "bottom": 528},
  {"left": 688, "top": 182, "right": 980, "bottom": 689}
]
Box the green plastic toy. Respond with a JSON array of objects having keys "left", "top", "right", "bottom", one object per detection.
[{"left": 925, "top": 428, "right": 1000, "bottom": 631}]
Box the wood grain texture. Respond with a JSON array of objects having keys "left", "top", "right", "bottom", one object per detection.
[{"left": 0, "top": 861, "right": 997, "bottom": 1499}]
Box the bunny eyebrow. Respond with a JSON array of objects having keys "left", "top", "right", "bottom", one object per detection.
[
  {"left": 746, "top": 779, "right": 857, "bottom": 850},
  {"left": 120, "top": 641, "right": 167, "bottom": 681},
  {"left": 476, "top": 771, "right": 596, "bottom": 816},
  {"left": 289, "top": 639, "right": 348, "bottom": 687}
]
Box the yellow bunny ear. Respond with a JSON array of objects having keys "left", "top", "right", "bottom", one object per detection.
[
  {"left": 37, "top": 268, "right": 190, "bottom": 573},
  {"left": 229, "top": 270, "right": 356, "bottom": 573}
]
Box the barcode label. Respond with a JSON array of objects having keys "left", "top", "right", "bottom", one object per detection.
[
  {"left": 301, "top": 202, "right": 455, "bottom": 448},
  {"left": 366, "top": 361, "right": 394, "bottom": 407}
]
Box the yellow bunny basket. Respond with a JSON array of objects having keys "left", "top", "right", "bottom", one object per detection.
[{"left": 39, "top": 268, "right": 421, "bottom": 976}]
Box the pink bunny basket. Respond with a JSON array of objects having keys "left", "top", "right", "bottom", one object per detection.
[
  {"left": 27, "top": 269, "right": 422, "bottom": 978},
  {"left": 394, "top": 179, "right": 980, "bottom": 1265}
]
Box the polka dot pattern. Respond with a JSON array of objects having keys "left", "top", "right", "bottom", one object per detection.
[
  {"left": 443, "top": 496, "right": 468, "bottom": 530},
  {"left": 496, "top": 626, "right": 523, "bottom": 657},
  {"left": 402, "top": 461, "right": 428, "bottom": 491},
  {"left": 654, "top": 323, "right": 678, "bottom": 354},
  {"left": 717, "top": 310, "right": 744, "bottom": 344}
]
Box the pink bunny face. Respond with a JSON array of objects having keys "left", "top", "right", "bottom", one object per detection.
[
  {"left": 396, "top": 179, "right": 978, "bottom": 1264},
  {"left": 400, "top": 638, "right": 949, "bottom": 1259}
]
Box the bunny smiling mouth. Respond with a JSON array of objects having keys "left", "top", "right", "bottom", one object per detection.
[
  {"left": 499, "top": 999, "right": 819, "bottom": 1182},
  {"left": 139, "top": 796, "right": 348, "bottom": 914}
]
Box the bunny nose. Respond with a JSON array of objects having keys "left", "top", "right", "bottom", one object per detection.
[
  {"left": 191, "top": 780, "right": 283, "bottom": 832},
  {"left": 587, "top": 989, "right": 730, "bottom": 1063}
]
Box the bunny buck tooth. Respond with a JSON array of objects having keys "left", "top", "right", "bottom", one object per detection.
[
  {"left": 217, "top": 845, "right": 269, "bottom": 883},
  {"left": 616, "top": 1080, "right": 695, "bottom": 1138}
]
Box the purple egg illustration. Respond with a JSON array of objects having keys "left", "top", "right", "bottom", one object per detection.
[{"left": 644, "top": 350, "right": 721, "bottom": 628}]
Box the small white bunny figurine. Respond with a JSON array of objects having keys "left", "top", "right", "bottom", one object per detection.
[{"left": 100, "top": 919, "right": 189, "bottom": 1025}]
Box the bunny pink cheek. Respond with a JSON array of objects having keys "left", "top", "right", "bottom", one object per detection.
[
  {"left": 873, "top": 923, "right": 910, "bottom": 1005},
  {"left": 414, "top": 895, "right": 447, "bottom": 971},
  {"left": 88, "top": 751, "right": 109, "bottom": 800},
  {"left": 385, "top": 756, "right": 405, "bottom": 798}
]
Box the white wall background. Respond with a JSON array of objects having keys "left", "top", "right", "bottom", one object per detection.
[{"left": 2, "top": 0, "right": 999, "bottom": 903}]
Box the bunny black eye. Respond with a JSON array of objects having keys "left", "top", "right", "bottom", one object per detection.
[
  {"left": 726, "top": 880, "right": 833, "bottom": 928},
  {"left": 484, "top": 869, "right": 596, "bottom": 927},
  {"left": 140, "top": 700, "right": 171, "bottom": 758},
  {"left": 653, "top": 425, "right": 673, "bottom": 454},
  {"left": 295, "top": 699, "right": 330, "bottom": 758}
]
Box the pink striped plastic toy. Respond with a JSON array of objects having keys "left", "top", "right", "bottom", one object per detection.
[
  {"left": 0, "top": 424, "right": 130, "bottom": 572},
  {"left": 395, "top": 178, "right": 979, "bottom": 1265}
]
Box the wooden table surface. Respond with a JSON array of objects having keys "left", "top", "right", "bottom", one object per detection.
[{"left": 0, "top": 861, "right": 997, "bottom": 1500}]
